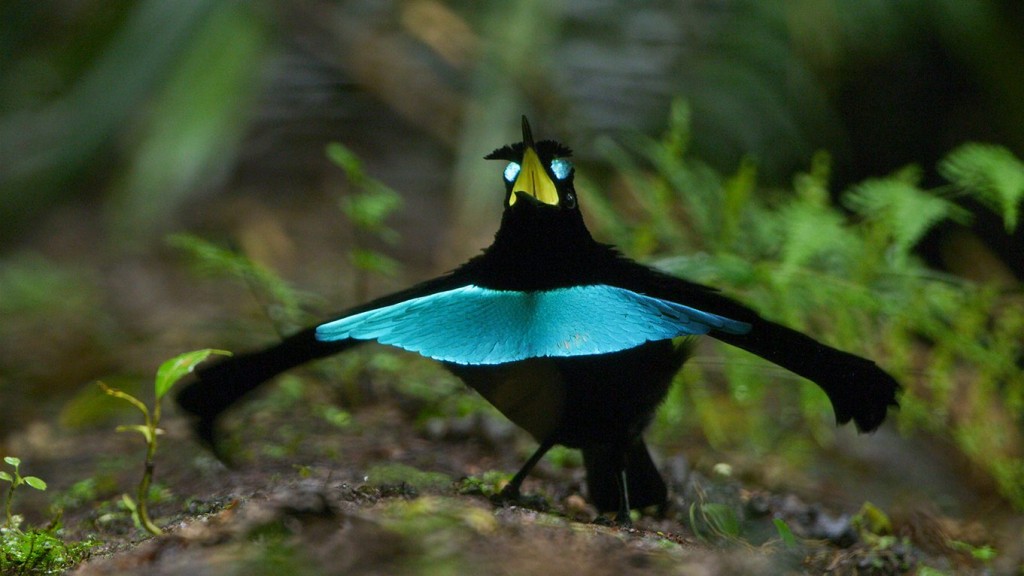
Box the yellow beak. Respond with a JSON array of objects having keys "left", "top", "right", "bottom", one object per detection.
[{"left": 509, "top": 146, "right": 559, "bottom": 207}]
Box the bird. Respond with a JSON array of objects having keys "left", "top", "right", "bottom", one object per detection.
[{"left": 176, "top": 116, "right": 899, "bottom": 523}]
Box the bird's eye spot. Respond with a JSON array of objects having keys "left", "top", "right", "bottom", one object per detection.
[
  {"left": 564, "top": 191, "right": 577, "bottom": 209},
  {"left": 550, "top": 159, "right": 573, "bottom": 180},
  {"left": 503, "top": 162, "right": 521, "bottom": 183}
]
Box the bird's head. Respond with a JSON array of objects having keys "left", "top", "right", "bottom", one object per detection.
[{"left": 485, "top": 116, "right": 577, "bottom": 212}]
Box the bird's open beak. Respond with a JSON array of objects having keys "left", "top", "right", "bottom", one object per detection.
[{"left": 509, "top": 117, "right": 560, "bottom": 207}]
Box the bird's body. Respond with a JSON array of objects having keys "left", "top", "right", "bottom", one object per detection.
[{"left": 177, "top": 117, "right": 899, "bottom": 521}]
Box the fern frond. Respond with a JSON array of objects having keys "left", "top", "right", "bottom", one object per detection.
[
  {"left": 939, "top": 143, "right": 1024, "bottom": 232},
  {"left": 843, "top": 176, "right": 969, "bottom": 257},
  {"left": 167, "top": 233, "right": 311, "bottom": 327}
]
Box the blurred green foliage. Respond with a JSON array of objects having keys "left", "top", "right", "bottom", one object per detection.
[
  {"left": 5, "top": 1, "right": 1021, "bottom": 247},
  {"left": 108, "top": 3, "right": 268, "bottom": 241},
  {"left": 0, "top": 1, "right": 267, "bottom": 243},
  {"left": 327, "top": 142, "right": 405, "bottom": 302},
  {"left": 168, "top": 233, "right": 319, "bottom": 333},
  {"left": 0, "top": 254, "right": 116, "bottom": 430},
  {"left": 939, "top": 143, "right": 1024, "bottom": 232},
  {"left": 0, "top": 255, "right": 101, "bottom": 319},
  {"left": 591, "top": 101, "right": 1024, "bottom": 509}
]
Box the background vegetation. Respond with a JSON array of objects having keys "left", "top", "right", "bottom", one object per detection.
[{"left": 1, "top": 1, "right": 1022, "bottom": 574}]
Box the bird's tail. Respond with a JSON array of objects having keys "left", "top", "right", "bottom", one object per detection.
[
  {"left": 175, "top": 327, "right": 359, "bottom": 447},
  {"left": 714, "top": 319, "right": 899, "bottom": 432},
  {"left": 583, "top": 439, "right": 667, "bottom": 513}
]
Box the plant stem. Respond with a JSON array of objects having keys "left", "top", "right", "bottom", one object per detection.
[
  {"left": 134, "top": 405, "right": 162, "bottom": 536},
  {"left": 4, "top": 481, "right": 14, "bottom": 527},
  {"left": 136, "top": 434, "right": 161, "bottom": 535}
]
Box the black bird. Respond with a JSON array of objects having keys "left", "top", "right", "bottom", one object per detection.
[{"left": 177, "top": 117, "right": 899, "bottom": 522}]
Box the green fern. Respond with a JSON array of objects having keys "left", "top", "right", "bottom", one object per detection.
[
  {"left": 843, "top": 169, "right": 969, "bottom": 261},
  {"left": 326, "top": 142, "right": 404, "bottom": 303},
  {"left": 167, "top": 233, "right": 312, "bottom": 329},
  {"left": 939, "top": 143, "right": 1024, "bottom": 231},
  {"left": 595, "top": 101, "right": 1024, "bottom": 509}
]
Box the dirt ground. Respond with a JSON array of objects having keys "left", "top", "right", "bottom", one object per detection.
[{"left": 0, "top": 375, "right": 1017, "bottom": 576}]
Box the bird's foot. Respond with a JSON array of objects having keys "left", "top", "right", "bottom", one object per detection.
[
  {"left": 495, "top": 483, "right": 520, "bottom": 502},
  {"left": 615, "top": 512, "right": 634, "bottom": 528},
  {"left": 593, "top": 512, "right": 633, "bottom": 529},
  {"left": 490, "top": 485, "right": 549, "bottom": 512}
]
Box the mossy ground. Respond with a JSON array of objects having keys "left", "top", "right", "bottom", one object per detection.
[{"left": 2, "top": 393, "right": 1017, "bottom": 575}]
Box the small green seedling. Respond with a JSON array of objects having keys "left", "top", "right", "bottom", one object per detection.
[
  {"left": 772, "top": 517, "right": 799, "bottom": 548},
  {"left": 1, "top": 456, "right": 47, "bottom": 528},
  {"left": 1, "top": 460, "right": 100, "bottom": 573},
  {"left": 99, "top": 348, "right": 230, "bottom": 535}
]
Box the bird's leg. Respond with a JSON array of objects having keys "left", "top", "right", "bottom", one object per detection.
[
  {"left": 614, "top": 467, "right": 632, "bottom": 526},
  {"left": 498, "top": 437, "right": 556, "bottom": 501}
]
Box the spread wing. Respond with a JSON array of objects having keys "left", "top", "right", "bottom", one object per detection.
[{"left": 315, "top": 284, "right": 750, "bottom": 365}]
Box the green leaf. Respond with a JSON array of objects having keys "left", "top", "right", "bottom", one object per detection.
[
  {"left": 22, "top": 476, "right": 47, "bottom": 491},
  {"left": 940, "top": 143, "right": 1024, "bottom": 232},
  {"left": 167, "top": 233, "right": 310, "bottom": 326},
  {"left": 776, "top": 200, "right": 853, "bottom": 277},
  {"left": 0, "top": 471, "right": 12, "bottom": 482},
  {"left": 852, "top": 501, "right": 892, "bottom": 536},
  {"left": 116, "top": 424, "right": 154, "bottom": 443},
  {"left": 3, "top": 456, "right": 20, "bottom": 467},
  {"left": 108, "top": 2, "right": 269, "bottom": 241},
  {"left": 99, "top": 382, "right": 150, "bottom": 416},
  {"left": 122, "top": 493, "right": 137, "bottom": 512},
  {"left": 663, "top": 98, "right": 692, "bottom": 158},
  {"left": 950, "top": 540, "right": 998, "bottom": 562},
  {"left": 340, "top": 188, "right": 403, "bottom": 234},
  {"left": 773, "top": 518, "right": 798, "bottom": 548},
  {"left": 154, "top": 348, "right": 231, "bottom": 400},
  {"left": 844, "top": 177, "right": 967, "bottom": 255},
  {"left": 349, "top": 249, "right": 400, "bottom": 277},
  {"left": 316, "top": 404, "right": 353, "bottom": 429},
  {"left": 793, "top": 150, "right": 832, "bottom": 206},
  {"left": 326, "top": 142, "right": 366, "bottom": 183},
  {"left": 701, "top": 503, "right": 741, "bottom": 538},
  {"left": 721, "top": 158, "right": 757, "bottom": 247}
]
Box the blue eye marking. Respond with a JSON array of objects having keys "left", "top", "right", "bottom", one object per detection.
[
  {"left": 315, "top": 284, "right": 751, "bottom": 365},
  {"left": 504, "top": 162, "right": 521, "bottom": 183},
  {"left": 550, "top": 159, "right": 572, "bottom": 180}
]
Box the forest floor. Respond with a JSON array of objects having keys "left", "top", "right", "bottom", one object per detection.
[{"left": 3, "top": 379, "right": 1019, "bottom": 576}]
